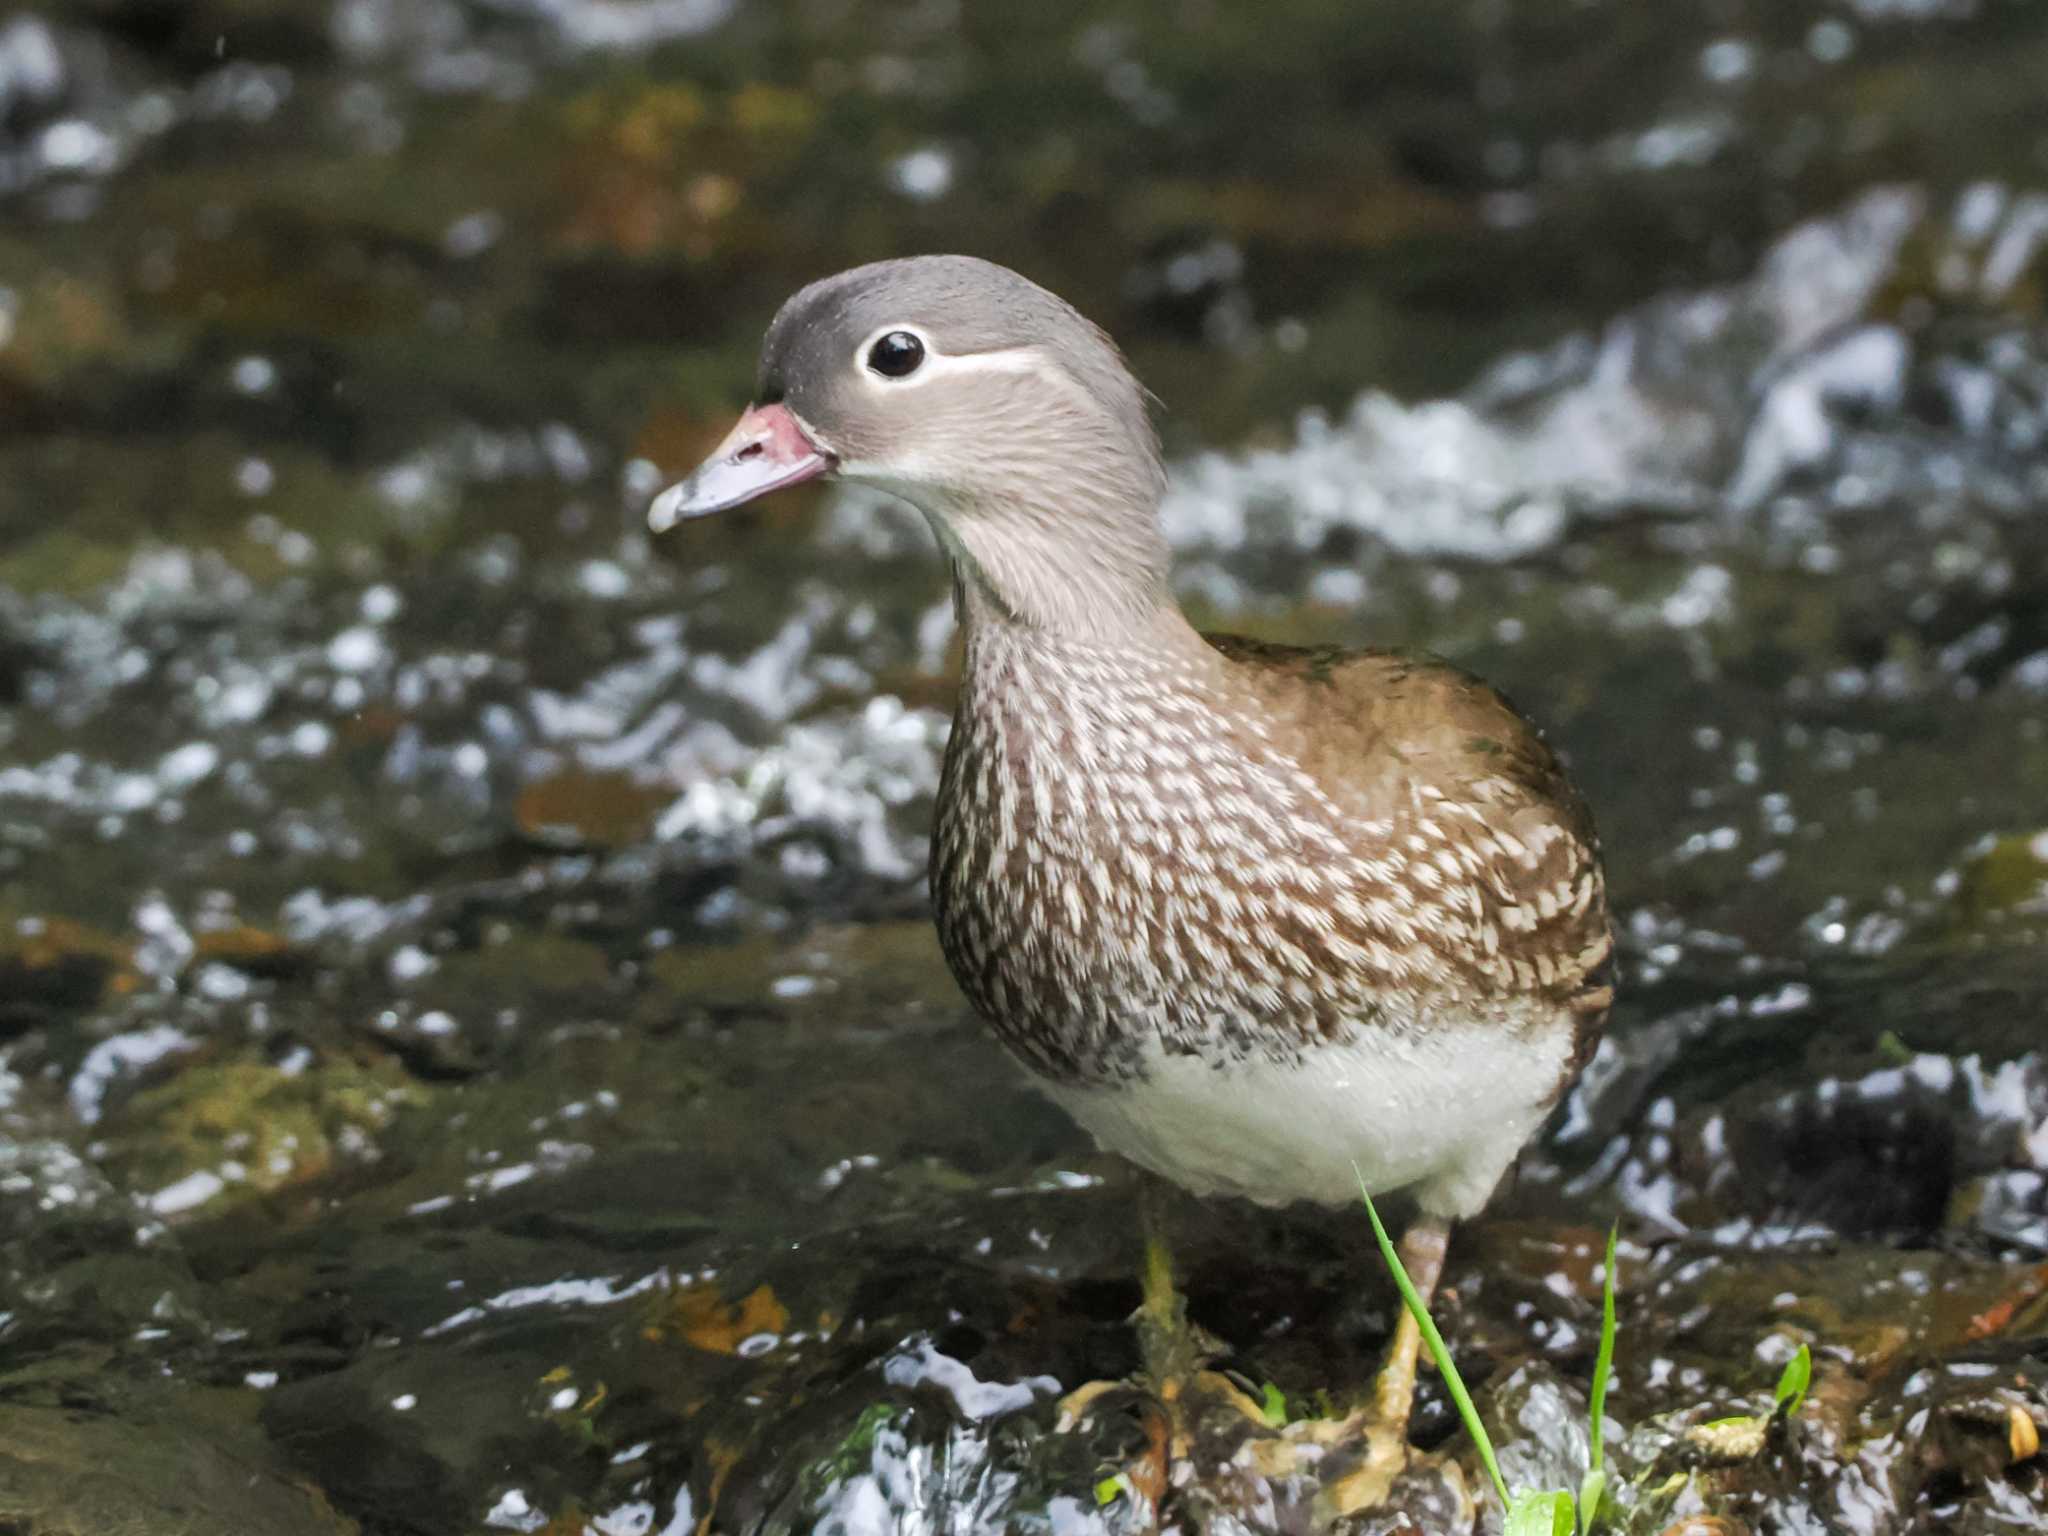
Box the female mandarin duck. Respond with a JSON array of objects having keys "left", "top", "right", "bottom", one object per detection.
[{"left": 649, "top": 256, "right": 1613, "bottom": 1508}]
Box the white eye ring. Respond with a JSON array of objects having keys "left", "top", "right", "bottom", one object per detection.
[
  {"left": 866, "top": 329, "right": 927, "bottom": 378},
  {"left": 854, "top": 323, "right": 938, "bottom": 382}
]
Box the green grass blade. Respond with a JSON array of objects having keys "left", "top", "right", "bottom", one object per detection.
[
  {"left": 1589, "top": 1223, "right": 1618, "bottom": 1475},
  {"left": 1258, "top": 1380, "right": 1288, "bottom": 1428},
  {"left": 1357, "top": 1172, "right": 1508, "bottom": 1509},
  {"left": 1577, "top": 1469, "right": 1606, "bottom": 1536},
  {"left": 1506, "top": 1490, "right": 1574, "bottom": 1536},
  {"left": 1774, "top": 1342, "right": 1812, "bottom": 1417}
]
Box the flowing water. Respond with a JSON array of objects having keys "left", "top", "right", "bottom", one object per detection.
[{"left": 1, "top": 2, "right": 2046, "bottom": 1532}]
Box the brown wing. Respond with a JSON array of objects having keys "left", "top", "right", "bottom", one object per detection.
[{"left": 1205, "top": 634, "right": 1616, "bottom": 1062}]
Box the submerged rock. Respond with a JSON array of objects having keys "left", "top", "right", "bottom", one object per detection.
[{"left": 0, "top": 1394, "right": 357, "bottom": 1536}]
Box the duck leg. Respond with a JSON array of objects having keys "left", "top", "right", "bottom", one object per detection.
[
  {"left": 1364, "top": 1216, "right": 1450, "bottom": 1441},
  {"left": 1056, "top": 1182, "right": 1255, "bottom": 1431},
  {"left": 1061, "top": 1203, "right": 1458, "bottom": 1519},
  {"left": 1264, "top": 1215, "right": 1451, "bottom": 1515},
  {"left": 1132, "top": 1190, "right": 1202, "bottom": 1388}
]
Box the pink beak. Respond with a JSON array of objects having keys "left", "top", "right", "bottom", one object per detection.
[{"left": 647, "top": 402, "right": 835, "bottom": 532}]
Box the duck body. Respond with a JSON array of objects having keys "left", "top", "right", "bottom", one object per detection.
[{"left": 931, "top": 598, "right": 1612, "bottom": 1215}]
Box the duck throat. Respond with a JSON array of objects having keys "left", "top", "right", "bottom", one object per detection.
[{"left": 918, "top": 485, "right": 1176, "bottom": 641}]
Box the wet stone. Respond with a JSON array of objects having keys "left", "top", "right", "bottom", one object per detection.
[
  {"left": 96, "top": 1050, "right": 430, "bottom": 1221},
  {"left": 0, "top": 1390, "right": 357, "bottom": 1536},
  {"left": 0, "top": 914, "right": 135, "bottom": 1037},
  {"left": 0, "top": 1130, "right": 205, "bottom": 1350},
  {"left": 514, "top": 766, "right": 674, "bottom": 850}
]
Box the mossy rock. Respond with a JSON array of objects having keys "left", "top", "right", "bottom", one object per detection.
[
  {"left": 102, "top": 1052, "right": 429, "bottom": 1218},
  {"left": 1951, "top": 831, "right": 2048, "bottom": 924}
]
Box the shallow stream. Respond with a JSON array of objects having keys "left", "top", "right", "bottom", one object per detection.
[{"left": 1, "top": 2, "right": 2045, "bottom": 1531}]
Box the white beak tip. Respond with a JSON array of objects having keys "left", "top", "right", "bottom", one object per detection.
[{"left": 647, "top": 483, "right": 689, "bottom": 534}]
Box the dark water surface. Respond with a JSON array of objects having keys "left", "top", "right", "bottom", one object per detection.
[{"left": 2, "top": 1, "right": 2046, "bottom": 1531}]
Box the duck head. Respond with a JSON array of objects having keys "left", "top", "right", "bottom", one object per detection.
[{"left": 649, "top": 256, "right": 1172, "bottom": 636}]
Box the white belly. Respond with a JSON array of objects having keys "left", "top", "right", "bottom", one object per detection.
[{"left": 1044, "top": 1022, "right": 1573, "bottom": 1218}]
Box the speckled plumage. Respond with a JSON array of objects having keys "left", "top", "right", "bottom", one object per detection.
[
  {"left": 929, "top": 597, "right": 1612, "bottom": 1212},
  {"left": 933, "top": 609, "right": 1612, "bottom": 1073}
]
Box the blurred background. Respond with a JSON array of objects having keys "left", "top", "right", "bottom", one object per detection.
[{"left": 2, "top": 1, "right": 2047, "bottom": 1531}]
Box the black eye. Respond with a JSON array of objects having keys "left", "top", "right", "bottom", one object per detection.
[{"left": 867, "top": 330, "right": 925, "bottom": 378}]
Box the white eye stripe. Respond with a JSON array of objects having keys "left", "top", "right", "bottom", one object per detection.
[
  {"left": 930, "top": 348, "right": 1067, "bottom": 381},
  {"left": 851, "top": 324, "right": 1067, "bottom": 391}
]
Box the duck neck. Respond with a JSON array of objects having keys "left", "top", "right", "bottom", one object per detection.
[
  {"left": 948, "top": 548, "right": 1221, "bottom": 731},
  {"left": 917, "top": 480, "right": 1189, "bottom": 650}
]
